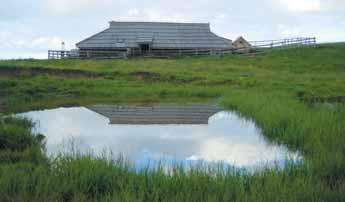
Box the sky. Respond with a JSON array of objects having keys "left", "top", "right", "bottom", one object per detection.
[{"left": 1, "top": 0, "right": 344, "bottom": 59}]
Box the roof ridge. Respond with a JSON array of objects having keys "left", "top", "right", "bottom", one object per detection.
[{"left": 109, "top": 21, "right": 210, "bottom": 25}]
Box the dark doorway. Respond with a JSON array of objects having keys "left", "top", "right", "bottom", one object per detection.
[{"left": 139, "top": 44, "right": 150, "bottom": 55}]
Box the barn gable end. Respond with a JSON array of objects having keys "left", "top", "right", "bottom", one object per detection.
[{"left": 232, "top": 36, "right": 252, "bottom": 53}]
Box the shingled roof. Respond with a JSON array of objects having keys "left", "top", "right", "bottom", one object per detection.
[{"left": 76, "top": 21, "right": 232, "bottom": 49}]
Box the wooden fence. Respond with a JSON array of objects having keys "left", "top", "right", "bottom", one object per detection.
[
  {"left": 48, "top": 37, "right": 316, "bottom": 59},
  {"left": 249, "top": 37, "right": 316, "bottom": 49},
  {"left": 48, "top": 50, "right": 71, "bottom": 59}
]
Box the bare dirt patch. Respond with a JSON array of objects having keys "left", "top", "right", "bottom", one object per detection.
[
  {"left": 0, "top": 66, "right": 106, "bottom": 78},
  {"left": 130, "top": 71, "right": 201, "bottom": 84},
  {"left": 131, "top": 71, "right": 162, "bottom": 81}
]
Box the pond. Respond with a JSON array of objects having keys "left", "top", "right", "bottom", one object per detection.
[{"left": 18, "top": 104, "right": 300, "bottom": 169}]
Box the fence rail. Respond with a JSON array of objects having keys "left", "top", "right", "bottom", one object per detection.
[
  {"left": 48, "top": 37, "right": 316, "bottom": 59},
  {"left": 250, "top": 37, "right": 316, "bottom": 49},
  {"left": 48, "top": 50, "right": 71, "bottom": 59}
]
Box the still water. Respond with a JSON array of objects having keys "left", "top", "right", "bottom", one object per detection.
[{"left": 19, "top": 105, "right": 300, "bottom": 169}]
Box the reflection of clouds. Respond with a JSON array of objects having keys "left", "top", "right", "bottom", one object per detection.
[
  {"left": 191, "top": 138, "right": 298, "bottom": 167},
  {"left": 19, "top": 107, "right": 300, "bottom": 169}
]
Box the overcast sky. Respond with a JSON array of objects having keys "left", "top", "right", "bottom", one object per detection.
[{"left": 1, "top": 0, "right": 344, "bottom": 59}]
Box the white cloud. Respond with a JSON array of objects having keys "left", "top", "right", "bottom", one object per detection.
[
  {"left": 42, "top": 0, "right": 112, "bottom": 15},
  {"left": 275, "top": 0, "right": 345, "bottom": 12},
  {"left": 322, "top": 0, "right": 345, "bottom": 11},
  {"left": 114, "top": 7, "right": 189, "bottom": 22},
  {"left": 215, "top": 13, "right": 226, "bottom": 19},
  {"left": 43, "top": 0, "right": 84, "bottom": 14},
  {"left": 140, "top": 9, "right": 187, "bottom": 22},
  {"left": 31, "top": 37, "right": 64, "bottom": 49},
  {"left": 277, "top": 24, "right": 302, "bottom": 37},
  {"left": 0, "top": 31, "right": 12, "bottom": 48},
  {"left": 128, "top": 8, "right": 140, "bottom": 17},
  {"left": 277, "top": 0, "right": 321, "bottom": 12},
  {"left": 0, "top": 31, "right": 64, "bottom": 50}
]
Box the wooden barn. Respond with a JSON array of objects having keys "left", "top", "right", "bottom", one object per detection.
[{"left": 76, "top": 21, "right": 232, "bottom": 57}]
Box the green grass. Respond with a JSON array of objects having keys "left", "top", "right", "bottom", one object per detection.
[
  {"left": 0, "top": 117, "right": 46, "bottom": 164},
  {"left": 0, "top": 43, "right": 345, "bottom": 201}
]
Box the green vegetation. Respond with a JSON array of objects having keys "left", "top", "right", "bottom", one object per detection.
[{"left": 0, "top": 43, "right": 345, "bottom": 201}]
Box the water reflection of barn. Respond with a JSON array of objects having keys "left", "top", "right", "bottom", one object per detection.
[{"left": 87, "top": 105, "right": 222, "bottom": 125}]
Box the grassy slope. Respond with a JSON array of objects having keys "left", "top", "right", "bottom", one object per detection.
[
  {"left": 1, "top": 44, "right": 344, "bottom": 111},
  {"left": 0, "top": 43, "right": 345, "bottom": 201}
]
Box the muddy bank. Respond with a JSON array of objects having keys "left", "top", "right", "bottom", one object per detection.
[
  {"left": 0, "top": 66, "right": 114, "bottom": 78},
  {"left": 0, "top": 66, "right": 199, "bottom": 84},
  {"left": 130, "top": 71, "right": 201, "bottom": 83}
]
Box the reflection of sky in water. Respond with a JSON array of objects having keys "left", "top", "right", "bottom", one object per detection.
[{"left": 18, "top": 107, "right": 300, "bottom": 169}]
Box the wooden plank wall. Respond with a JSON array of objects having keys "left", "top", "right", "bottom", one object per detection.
[{"left": 48, "top": 37, "right": 316, "bottom": 59}]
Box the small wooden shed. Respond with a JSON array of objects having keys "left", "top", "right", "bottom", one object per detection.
[{"left": 232, "top": 36, "right": 252, "bottom": 53}]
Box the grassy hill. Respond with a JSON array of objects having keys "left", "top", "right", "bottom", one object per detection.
[
  {"left": 1, "top": 43, "right": 344, "bottom": 112},
  {"left": 0, "top": 43, "right": 345, "bottom": 201}
]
